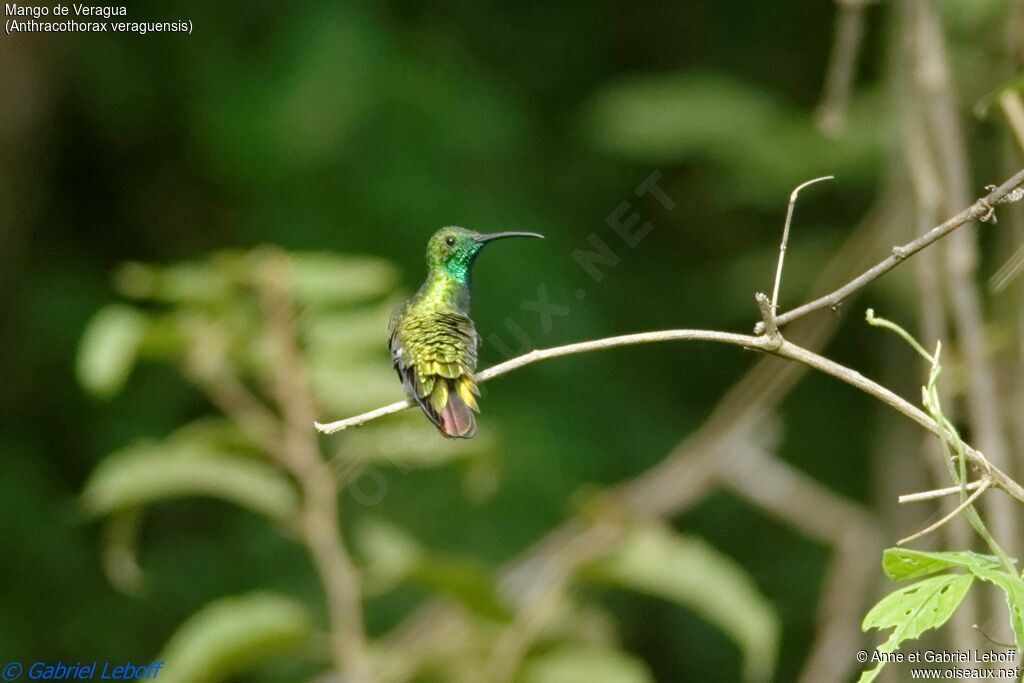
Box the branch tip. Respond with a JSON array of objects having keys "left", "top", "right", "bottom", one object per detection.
[{"left": 771, "top": 175, "right": 835, "bottom": 313}]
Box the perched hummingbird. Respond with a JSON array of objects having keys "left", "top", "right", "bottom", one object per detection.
[{"left": 389, "top": 226, "right": 544, "bottom": 438}]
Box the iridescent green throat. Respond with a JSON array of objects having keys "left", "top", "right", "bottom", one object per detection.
[{"left": 443, "top": 243, "right": 477, "bottom": 285}]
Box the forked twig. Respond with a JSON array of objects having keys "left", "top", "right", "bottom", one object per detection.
[
  {"left": 771, "top": 176, "right": 834, "bottom": 314},
  {"left": 897, "top": 479, "right": 991, "bottom": 546}
]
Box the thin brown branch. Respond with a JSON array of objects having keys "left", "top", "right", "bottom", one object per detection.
[
  {"left": 315, "top": 316, "right": 1024, "bottom": 506},
  {"left": 180, "top": 321, "right": 281, "bottom": 448},
  {"left": 775, "top": 339, "right": 1024, "bottom": 503},
  {"left": 315, "top": 329, "right": 764, "bottom": 434},
  {"left": 184, "top": 362, "right": 281, "bottom": 449},
  {"left": 319, "top": 168, "right": 1024, "bottom": 444}
]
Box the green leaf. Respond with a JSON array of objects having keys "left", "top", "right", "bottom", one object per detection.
[
  {"left": 411, "top": 556, "right": 513, "bottom": 622},
  {"left": 974, "top": 74, "right": 1024, "bottom": 118},
  {"left": 289, "top": 252, "right": 398, "bottom": 306},
  {"left": 588, "top": 525, "right": 779, "bottom": 683},
  {"left": 114, "top": 260, "right": 235, "bottom": 305},
  {"left": 967, "top": 567, "right": 1024, "bottom": 651},
  {"left": 859, "top": 574, "right": 974, "bottom": 683},
  {"left": 311, "top": 364, "right": 407, "bottom": 415},
  {"left": 156, "top": 592, "right": 312, "bottom": 683},
  {"left": 355, "top": 517, "right": 424, "bottom": 593},
  {"left": 581, "top": 73, "right": 881, "bottom": 205},
  {"left": 101, "top": 509, "right": 145, "bottom": 595},
  {"left": 882, "top": 548, "right": 1002, "bottom": 581},
  {"left": 166, "top": 418, "right": 264, "bottom": 458},
  {"left": 582, "top": 73, "right": 793, "bottom": 163},
  {"left": 76, "top": 305, "right": 149, "bottom": 397},
  {"left": 518, "top": 646, "right": 654, "bottom": 683},
  {"left": 353, "top": 517, "right": 510, "bottom": 621},
  {"left": 304, "top": 303, "right": 396, "bottom": 358},
  {"left": 82, "top": 443, "right": 299, "bottom": 523}
]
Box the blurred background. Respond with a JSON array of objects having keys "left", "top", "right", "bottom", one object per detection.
[{"left": 2, "top": 1, "right": 1023, "bottom": 681}]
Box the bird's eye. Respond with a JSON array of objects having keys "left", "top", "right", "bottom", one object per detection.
[{"left": 444, "top": 236, "right": 456, "bottom": 247}]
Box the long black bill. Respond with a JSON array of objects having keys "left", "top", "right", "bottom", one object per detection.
[{"left": 474, "top": 231, "right": 545, "bottom": 244}]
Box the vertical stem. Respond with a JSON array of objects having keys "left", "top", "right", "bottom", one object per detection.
[
  {"left": 258, "top": 251, "right": 374, "bottom": 683},
  {"left": 771, "top": 176, "right": 834, "bottom": 312},
  {"left": 298, "top": 453, "right": 374, "bottom": 680}
]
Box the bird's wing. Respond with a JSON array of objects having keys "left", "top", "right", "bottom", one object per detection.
[{"left": 388, "top": 302, "right": 424, "bottom": 414}]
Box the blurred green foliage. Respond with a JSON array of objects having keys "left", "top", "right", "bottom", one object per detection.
[
  {"left": 68, "top": 249, "right": 781, "bottom": 681},
  {"left": 2, "top": 0, "right": 1018, "bottom": 681}
]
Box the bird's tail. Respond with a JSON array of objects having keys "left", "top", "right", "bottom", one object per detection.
[{"left": 431, "top": 376, "right": 479, "bottom": 439}]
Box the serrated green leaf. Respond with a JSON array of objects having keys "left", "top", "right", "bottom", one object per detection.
[
  {"left": 81, "top": 443, "right": 299, "bottom": 523},
  {"left": 882, "top": 548, "right": 1002, "bottom": 581},
  {"left": 157, "top": 592, "right": 312, "bottom": 683},
  {"left": 517, "top": 646, "right": 654, "bottom": 683},
  {"left": 76, "top": 305, "right": 149, "bottom": 397},
  {"left": 859, "top": 574, "right": 974, "bottom": 683},
  {"left": 968, "top": 567, "right": 1024, "bottom": 651},
  {"left": 588, "top": 525, "right": 778, "bottom": 683}
]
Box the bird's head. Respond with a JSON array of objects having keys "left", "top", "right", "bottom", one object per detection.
[{"left": 426, "top": 226, "right": 544, "bottom": 283}]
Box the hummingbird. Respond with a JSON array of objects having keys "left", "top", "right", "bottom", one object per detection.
[{"left": 389, "top": 226, "right": 544, "bottom": 438}]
